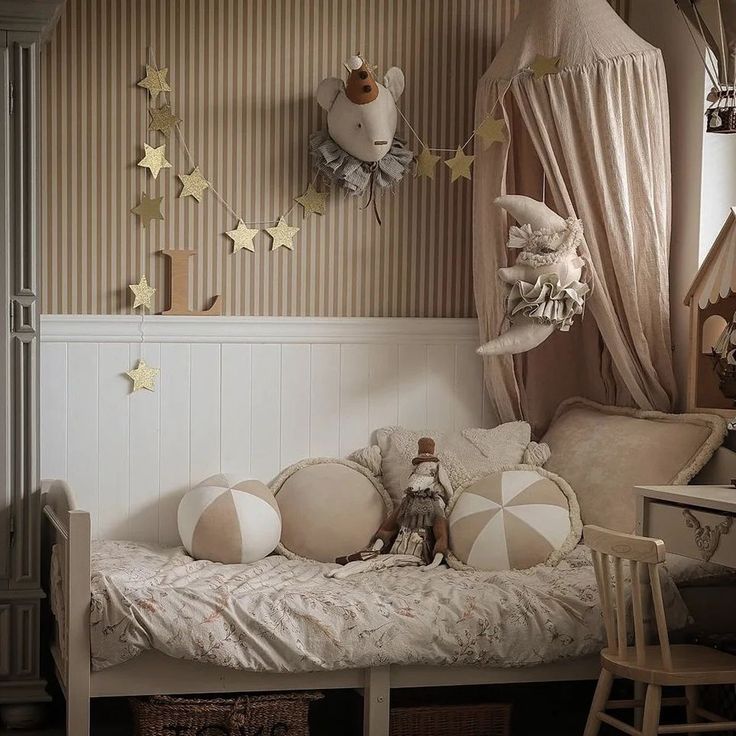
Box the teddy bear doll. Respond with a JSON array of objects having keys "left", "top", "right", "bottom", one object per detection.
[{"left": 328, "top": 438, "right": 450, "bottom": 579}]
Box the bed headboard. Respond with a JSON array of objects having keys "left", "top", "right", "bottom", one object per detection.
[{"left": 40, "top": 316, "right": 488, "bottom": 545}]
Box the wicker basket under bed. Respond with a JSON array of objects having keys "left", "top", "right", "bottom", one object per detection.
[
  {"left": 389, "top": 702, "right": 511, "bottom": 736},
  {"left": 131, "top": 692, "right": 323, "bottom": 736}
]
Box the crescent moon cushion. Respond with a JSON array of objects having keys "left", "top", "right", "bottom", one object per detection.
[
  {"left": 271, "top": 458, "right": 392, "bottom": 563},
  {"left": 447, "top": 466, "right": 581, "bottom": 571}
]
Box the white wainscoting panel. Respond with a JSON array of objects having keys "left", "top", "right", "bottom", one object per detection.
[{"left": 40, "top": 316, "right": 489, "bottom": 543}]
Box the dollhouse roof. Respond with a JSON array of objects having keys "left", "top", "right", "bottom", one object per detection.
[{"left": 685, "top": 207, "right": 736, "bottom": 309}]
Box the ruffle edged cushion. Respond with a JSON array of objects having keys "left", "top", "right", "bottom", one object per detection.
[
  {"left": 507, "top": 274, "right": 590, "bottom": 331},
  {"left": 309, "top": 129, "right": 414, "bottom": 196}
]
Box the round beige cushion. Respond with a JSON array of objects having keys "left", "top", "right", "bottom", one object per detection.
[
  {"left": 271, "top": 458, "right": 392, "bottom": 563},
  {"left": 447, "top": 465, "right": 581, "bottom": 571}
]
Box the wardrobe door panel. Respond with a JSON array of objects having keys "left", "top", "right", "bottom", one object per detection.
[
  {"left": 0, "top": 37, "right": 9, "bottom": 586},
  {"left": 8, "top": 32, "right": 40, "bottom": 589}
]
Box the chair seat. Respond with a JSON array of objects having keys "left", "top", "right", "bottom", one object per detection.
[{"left": 602, "top": 644, "right": 736, "bottom": 686}]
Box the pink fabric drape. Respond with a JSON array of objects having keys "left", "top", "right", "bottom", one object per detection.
[{"left": 473, "top": 0, "right": 677, "bottom": 433}]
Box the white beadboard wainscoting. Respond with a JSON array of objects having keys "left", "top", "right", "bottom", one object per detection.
[{"left": 40, "top": 316, "right": 489, "bottom": 545}]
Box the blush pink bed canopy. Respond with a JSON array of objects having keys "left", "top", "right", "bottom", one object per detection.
[{"left": 474, "top": 0, "right": 678, "bottom": 432}]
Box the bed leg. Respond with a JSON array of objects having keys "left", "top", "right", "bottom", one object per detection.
[
  {"left": 66, "top": 686, "right": 90, "bottom": 736},
  {"left": 363, "top": 666, "right": 390, "bottom": 736}
]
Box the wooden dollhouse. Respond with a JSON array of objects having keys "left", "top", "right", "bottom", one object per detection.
[{"left": 685, "top": 207, "right": 736, "bottom": 417}]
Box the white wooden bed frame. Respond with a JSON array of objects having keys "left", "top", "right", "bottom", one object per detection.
[{"left": 41, "top": 479, "right": 601, "bottom": 736}]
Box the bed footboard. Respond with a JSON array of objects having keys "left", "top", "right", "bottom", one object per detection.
[{"left": 42, "top": 480, "right": 91, "bottom": 736}]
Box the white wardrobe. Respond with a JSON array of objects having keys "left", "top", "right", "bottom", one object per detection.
[{"left": 0, "top": 0, "right": 63, "bottom": 722}]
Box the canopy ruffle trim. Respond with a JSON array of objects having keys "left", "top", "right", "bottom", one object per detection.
[
  {"left": 508, "top": 274, "right": 590, "bottom": 332},
  {"left": 309, "top": 130, "right": 414, "bottom": 196}
]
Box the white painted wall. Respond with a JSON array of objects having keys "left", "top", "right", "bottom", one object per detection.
[
  {"left": 630, "top": 1, "right": 736, "bottom": 407},
  {"left": 39, "top": 316, "right": 488, "bottom": 545}
]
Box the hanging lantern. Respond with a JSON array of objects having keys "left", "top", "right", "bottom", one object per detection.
[{"left": 675, "top": 0, "right": 736, "bottom": 132}]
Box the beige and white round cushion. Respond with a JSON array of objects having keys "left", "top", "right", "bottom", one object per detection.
[
  {"left": 178, "top": 474, "right": 282, "bottom": 564},
  {"left": 447, "top": 466, "right": 581, "bottom": 571}
]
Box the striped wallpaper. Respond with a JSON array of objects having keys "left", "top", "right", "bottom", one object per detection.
[{"left": 40, "top": 0, "right": 629, "bottom": 317}]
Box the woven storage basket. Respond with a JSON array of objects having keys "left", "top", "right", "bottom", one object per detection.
[
  {"left": 131, "top": 692, "right": 323, "bottom": 736},
  {"left": 389, "top": 702, "right": 511, "bottom": 736}
]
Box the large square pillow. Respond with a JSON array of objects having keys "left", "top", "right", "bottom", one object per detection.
[
  {"left": 376, "top": 422, "right": 533, "bottom": 505},
  {"left": 542, "top": 398, "right": 726, "bottom": 532}
]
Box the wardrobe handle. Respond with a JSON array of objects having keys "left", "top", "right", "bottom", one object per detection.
[{"left": 9, "top": 297, "right": 36, "bottom": 341}]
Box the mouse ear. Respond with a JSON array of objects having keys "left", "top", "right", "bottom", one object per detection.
[
  {"left": 383, "top": 67, "right": 405, "bottom": 101},
  {"left": 316, "top": 77, "right": 344, "bottom": 111}
]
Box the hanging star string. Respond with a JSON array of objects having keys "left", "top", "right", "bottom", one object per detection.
[
  {"left": 135, "top": 49, "right": 562, "bottom": 248},
  {"left": 361, "top": 55, "right": 545, "bottom": 183},
  {"left": 126, "top": 274, "right": 159, "bottom": 394},
  {"left": 140, "top": 49, "right": 315, "bottom": 254}
]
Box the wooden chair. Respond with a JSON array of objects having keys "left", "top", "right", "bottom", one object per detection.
[{"left": 583, "top": 524, "right": 736, "bottom": 736}]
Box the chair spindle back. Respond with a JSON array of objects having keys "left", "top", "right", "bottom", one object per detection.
[{"left": 584, "top": 525, "right": 672, "bottom": 670}]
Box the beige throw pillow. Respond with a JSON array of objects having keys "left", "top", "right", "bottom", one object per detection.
[
  {"left": 376, "top": 423, "right": 533, "bottom": 505},
  {"left": 271, "top": 458, "right": 392, "bottom": 563},
  {"left": 542, "top": 398, "right": 726, "bottom": 532}
]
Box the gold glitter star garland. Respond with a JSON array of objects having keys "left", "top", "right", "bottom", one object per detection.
[
  {"left": 133, "top": 50, "right": 563, "bottom": 255},
  {"left": 126, "top": 274, "right": 159, "bottom": 393},
  {"left": 135, "top": 52, "right": 317, "bottom": 255},
  {"left": 372, "top": 52, "right": 562, "bottom": 184}
]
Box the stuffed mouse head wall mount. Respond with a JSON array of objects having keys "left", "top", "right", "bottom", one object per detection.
[
  {"left": 310, "top": 55, "right": 414, "bottom": 205},
  {"left": 317, "top": 55, "right": 405, "bottom": 163}
]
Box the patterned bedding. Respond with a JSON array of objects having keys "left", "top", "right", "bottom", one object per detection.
[{"left": 55, "top": 540, "right": 705, "bottom": 673}]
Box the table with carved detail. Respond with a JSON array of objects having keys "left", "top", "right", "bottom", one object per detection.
[{"left": 635, "top": 485, "right": 736, "bottom": 569}]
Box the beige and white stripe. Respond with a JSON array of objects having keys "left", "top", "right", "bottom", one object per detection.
[{"left": 40, "top": 0, "right": 629, "bottom": 317}]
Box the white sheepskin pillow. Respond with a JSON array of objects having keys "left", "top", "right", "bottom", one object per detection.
[
  {"left": 270, "top": 458, "right": 392, "bottom": 563},
  {"left": 376, "top": 423, "right": 539, "bottom": 505},
  {"left": 178, "top": 474, "right": 282, "bottom": 564},
  {"left": 447, "top": 466, "right": 581, "bottom": 571}
]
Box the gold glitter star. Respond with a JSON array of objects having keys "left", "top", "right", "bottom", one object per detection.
[
  {"left": 444, "top": 147, "right": 475, "bottom": 182},
  {"left": 137, "top": 64, "right": 171, "bottom": 101},
  {"left": 529, "top": 54, "right": 560, "bottom": 79},
  {"left": 415, "top": 147, "right": 441, "bottom": 179},
  {"left": 148, "top": 104, "right": 180, "bottom": 136},
  {"left": 129, "top": 274, "right": 156, "bottom": 310},
  {"left": 266, "top": 217, "right": 300, "bottom": 251},
  {"left": 225, "top": 219, "right": 259, "bottom": 253},
  {"left": 126, "top": 359, "right": 160, "bottom": 393},
  {"left": 137, "top": 142, "right": 172, "bottom": 180},
  {"left": 476, "top": 116, "right": 506, "bottom": 150},
  {"left": 178, "top": 166, "right": 209, "bottom": 202},
  {"left": 295, "top": 184, "right": 327, "bottom": 216},
  {"left": 131, "top": 192, "right": 164, "bottom": 227}
]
